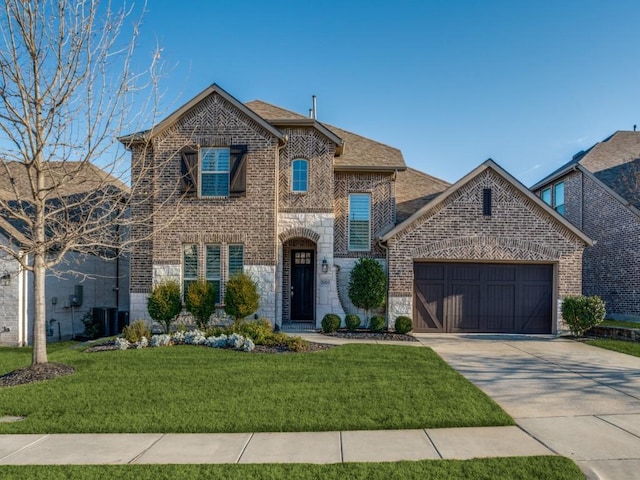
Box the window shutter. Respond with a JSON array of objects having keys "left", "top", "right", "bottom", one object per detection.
[
  {"left": 180, "top": 150, "right": 198, "bottom": 196},
  {"left": 229, "top": 145, "right": 247, "bottom": 197}
]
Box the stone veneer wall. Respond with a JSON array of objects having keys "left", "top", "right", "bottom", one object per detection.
[
  {"left": 387, "top": 169, "right": 586, "bottom": 332},
  {"left": 277, "top": 213, "right": 343, "bottom": 327},
  {"left": 334, "top": 257, "right": 386, "bottom": 327}
]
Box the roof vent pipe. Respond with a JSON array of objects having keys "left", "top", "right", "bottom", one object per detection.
[{"left": 312, "top": 95, "right": 317, "bottom": 120}]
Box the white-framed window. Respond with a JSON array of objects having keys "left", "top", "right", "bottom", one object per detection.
[
  {"left": 291, "top": 159, "right": 308, "bottom": 193},
  {"left": 228, "top": 244, "right": 244, "bottom": 277},
  {"left": 348, "top": 193, "right": 371, "bottom": 251},
  {"left": 205, "top": 244, "right": 222, "bottom": 303},
  {"left": 182, "top": 243, "right": 245, "bottom": 304},
  {"left": 200, "top": 147, "right": 230, "bottom": 197},
  {"left": 182, "top": 244, "right": 198, "bottom": 296},
  {"left": 541, "top": 181, "right": 565, "bottom": 215}
]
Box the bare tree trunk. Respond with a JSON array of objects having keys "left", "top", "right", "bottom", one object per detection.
[{"left": 32, "top": 249, "right": 47, "bottom": 364}]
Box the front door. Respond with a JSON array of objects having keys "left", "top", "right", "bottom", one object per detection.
[{"left": 291, "top": 250, "right": 314, "bottom": 321}]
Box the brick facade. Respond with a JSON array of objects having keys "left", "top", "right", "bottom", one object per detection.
[
  {"left": 386, "top": 167, "right": 586, "bottom": 332},
  {"left": 535, "top": 170, "right": 640, "bottom": 319},
  {"left": 582, "top": 175, "right": 640, "bottom": 317}
]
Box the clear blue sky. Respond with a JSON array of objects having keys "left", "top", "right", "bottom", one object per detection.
[{"left": 133, "top": 0, "right": 640, "bottom": 186}]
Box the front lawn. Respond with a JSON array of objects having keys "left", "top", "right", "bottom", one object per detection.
[
  {"left": 586, "top": 338, "right": 640, "bottom": 357},
  {"left": 0, "top": 457, "right": 585, "bottom": 480},
  {"left": 600, "top": 319, "right": 640, "bottom": 329},
  {"left": 0, "top": 343, "right": 513, "bottom": 433}
]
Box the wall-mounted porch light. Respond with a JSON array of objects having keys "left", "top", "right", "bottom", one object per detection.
[
  {"left": 1, "top": 270, "right": 10, "bottom": 287},
  {"left": 321, "top": 258, "right": 329, "bottom": 273}
]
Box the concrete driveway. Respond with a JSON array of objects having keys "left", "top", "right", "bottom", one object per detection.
[{"left": 415, "top": 334, "right": 640, "bottom": 480}]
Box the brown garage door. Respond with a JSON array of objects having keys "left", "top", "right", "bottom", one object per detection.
[{"left": 413, "top": 262, "right": 553, "bottom": 334}]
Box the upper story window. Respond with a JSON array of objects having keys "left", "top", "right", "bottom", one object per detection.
[
  {"left": 348, "top": 193, "right": 371, "bottom": 251},
  {"left": 541, "top": 181, "right": 565, "bottom": 215},
  {"left": 201, "top": 147, "right": 230, "bottom": 197},
  {"left": 181, "top": 145, "right": 248, "bottom": 198},
  {"left": 291, "top": 159, "right": 308, "bottom": 193}
]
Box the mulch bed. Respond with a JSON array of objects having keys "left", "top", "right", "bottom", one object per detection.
[
  {"left": 0, "top": 362, "right": 75, "bottom": 388},
  {"left": 323, "top": 330, "right": 419, "bottom": 342}
]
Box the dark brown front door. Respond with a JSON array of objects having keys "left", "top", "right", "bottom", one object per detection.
[
  {"left": 291, "top": 250, "right": 314, "bottom": 321},
  {"left": 413, "top": 262, "right": 553, "bottom": 334}
]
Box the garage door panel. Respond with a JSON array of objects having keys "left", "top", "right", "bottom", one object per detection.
[
  {"left": 449, "top": 284, "right": 481, "bottom": 331},
  {"left": 413, "top": 262, "right": 552, "bottom": 334},
  {"left": 414, "top": 282, "right": 444, "bottom": 331},
  {"left": 486, "top": 284, "right": 515, "bottom": 331}
]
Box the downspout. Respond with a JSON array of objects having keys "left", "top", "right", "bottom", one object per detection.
[{"left": 274, "top": 136, "right": 288, "bottom": 328}]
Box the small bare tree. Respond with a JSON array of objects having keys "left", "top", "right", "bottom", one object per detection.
[{"left": 0, "top": 0, "right": 165, "bottom": 365}]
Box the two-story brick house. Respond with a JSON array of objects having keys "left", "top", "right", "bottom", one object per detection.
[
  {"left": 121, "top": 83, "right": 591, "bottom": 334},
  {"left": 532, "top": 131, "right": 640, "bottom": 320}
]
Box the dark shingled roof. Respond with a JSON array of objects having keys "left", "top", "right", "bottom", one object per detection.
[
  {"left": 394, "top": 167, "right": 450, "bottom": 222},
  {"left": 531, "top": 131, "right": 640, "bottom": 209},
  {"left": 246, "top": 100, "right": 406, "bottom": 171},
  {"left": 0, "top": 161, "right": 129, "bottom": 201}
]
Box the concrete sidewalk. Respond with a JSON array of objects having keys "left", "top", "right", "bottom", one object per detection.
[{"left": 0, "top": 426, "right": 552, "bottom": 465}]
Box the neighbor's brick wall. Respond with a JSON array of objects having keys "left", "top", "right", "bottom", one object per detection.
[
  {"left": 580, "top": 174, "right": 640, "bottom": 317},
  {"left": 334, "top": 172, "right": 395, "bottom": 258},
  {"left": 0, "top": 252, "right": 20, "bottom": 346},
  {"left": 387, "top": 169, "right": 585, "bottom": 300}
]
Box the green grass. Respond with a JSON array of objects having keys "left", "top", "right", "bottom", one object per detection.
[
  {"left": 0, "top": 457, "right": 585, "bottom": 480},
  {"left": 586, "top": 338, "right": 640, "bottom": 357},
  {"left": 600, "top": 319, "right": 640, "bottom": 329},
  {"left": 0, "top": 343, "right": 513, "bottom": 433}
]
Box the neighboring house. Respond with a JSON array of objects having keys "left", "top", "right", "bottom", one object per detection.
[
  {"left": 121, "top": 83, "right": 590, "bottom": 334},
  {"left": 0, "top": 162, "right": 130, "bottom": 346},
  {"left": 531, "top": 131, "right": 640, "bottom": 320}
]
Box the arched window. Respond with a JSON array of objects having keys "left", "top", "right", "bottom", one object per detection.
[{"left": 291, "top": 159, "right": 308, "bottom": 193}]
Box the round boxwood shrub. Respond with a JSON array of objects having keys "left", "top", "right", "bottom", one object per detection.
[
  {"left": 345, "top": 313, "right": 361, "bottom": 332},
  {"left": 369, "top": 315, "right": 386, "bottom": 333},
  {"left": 321, "top": 313, "right": 341, "bottom": 333},
  {"left": 561, "top": 295, "right": 606, "bottom": 337},
  {"left": 394, "top": 316, "right": 413, "bottom": 334}
]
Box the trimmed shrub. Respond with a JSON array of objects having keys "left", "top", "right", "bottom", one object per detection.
[
  {"left": 561, "top": 295, "right": 606, "bottom": 337},
  {"left": 321, "top": 313, "right": 341, "bottom": 333},
  {"left": 224, "top": 273, "right": 260, "bottom": 324},
  {"left": 147, "top": 280, "right": 182, "bottom": 333},
  {"left": 234, "top": 318, "right": 274, "bottom": 344},
  {"left": 348, "top": 258, "right": 387, "bottom": 322},
  {"left": 369, "top": 315, "right": 386, "bottom": 333},
  {"left": 185, "top": 279, "right": 217, "bottom": 330},
  {"left": 345, "top": 313, "right": 361, "bottom": 332},
  {"left": 122, "top": 319, "right": 151, "bottom": 344},
  {"left": 394, "top": 316, "right": 413, "bottom": 334}
]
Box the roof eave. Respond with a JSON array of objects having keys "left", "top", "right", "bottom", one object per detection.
[
  {"left": 334, "top": 165, "right": 407, "bottom": 173},
  {"left": 530, "top": 163, "right": 579, "bottom": 191}
]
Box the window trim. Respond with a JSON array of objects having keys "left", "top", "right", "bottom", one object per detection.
[
  {"left": 291, "top": 158, "right": 309, "bottom": 193},
  {"left": 541, "top": 181, "right": 565, "bottom": 215},
  {"left": 348, "top": 193, "right": 371, "bottom": 251},
  {"left": 199, "top": 146, "right": 230, "bottom": 198},
  {"left": 182, "top": 244, "right": 199, "bottom": 298}
]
